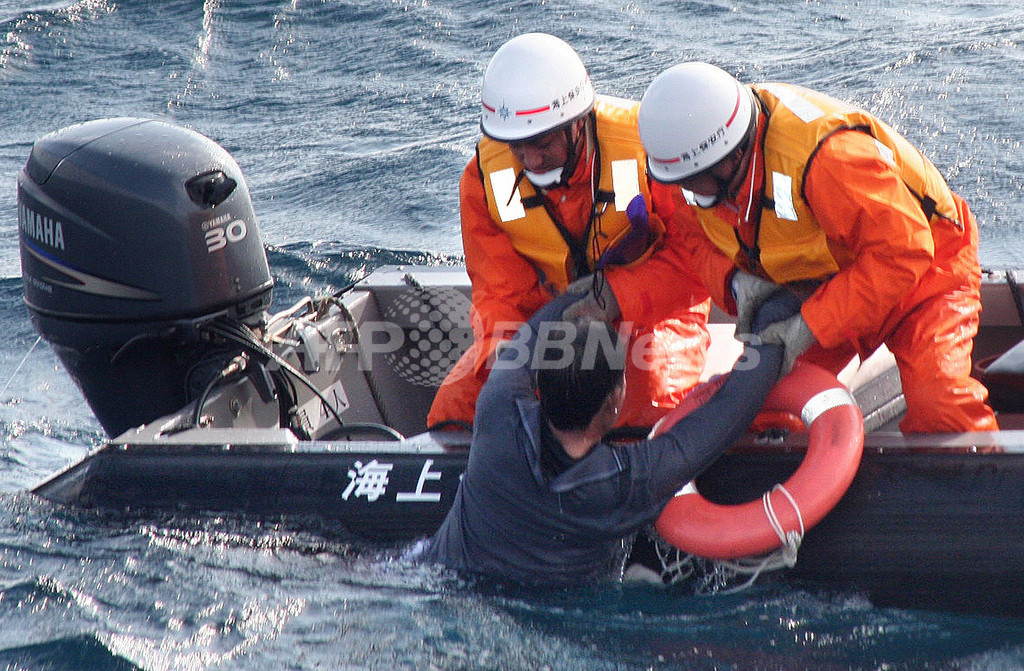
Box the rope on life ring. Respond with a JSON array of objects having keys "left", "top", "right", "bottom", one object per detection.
[{"left": 652, "top": 361, "right": 865, "bottom": 560}]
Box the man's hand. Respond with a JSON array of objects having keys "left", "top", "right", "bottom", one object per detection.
[
  {"left": 757, "top": 313, "right": 816, "bottom": 377},
  {"left": 732, "top": 270, "right": 782, "bottom": 335},
  {"left": 561, "top": 275, "right": 621, "bottom": 322}
]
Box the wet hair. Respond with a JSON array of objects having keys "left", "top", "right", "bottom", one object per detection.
[{"left": 535, "top": 318, "right": 626, "bottom": 432}]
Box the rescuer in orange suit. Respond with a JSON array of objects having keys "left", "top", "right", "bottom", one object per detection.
[
  {"left": 427, "top": 34, "right": 711, "bottom": 429},
  {"left": 636, "top": 62, "right": 997, "bottom": 433}
]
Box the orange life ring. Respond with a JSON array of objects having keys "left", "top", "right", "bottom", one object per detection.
[{"left": 652, "top": 361, "right": 865, "bottom": 559}]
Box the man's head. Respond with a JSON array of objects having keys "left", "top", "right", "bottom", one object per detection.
[
  {"left": 505, "top": 119, "right": 587, "bottom": 187},
  {"left": 479, "top": 33, "right": 595, "bottom": 188},
  {"left": 534, "top": 319, "right": 626, "bottom": 433},
  {"left": 638, "top": 62, "right": 759, "bottom": 207}
]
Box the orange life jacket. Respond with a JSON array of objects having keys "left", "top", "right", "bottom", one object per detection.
[
  {"left": 476, "top": 95, "right": 664, "bottom": 292},
  {"left": 692, "top": 82, "right": 960, "bottom": 284}
]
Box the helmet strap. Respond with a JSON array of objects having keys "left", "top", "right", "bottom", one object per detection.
[
  {"left": 555, "top": 115, "right": 590, "bottom": 189},
  {"left": 695, "top": 108, "right": 760, "bottom": 209}
]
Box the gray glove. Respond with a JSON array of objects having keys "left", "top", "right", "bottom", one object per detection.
[
  {"left": 757, "top": 313, "right": 817, "bottom": 377},
  {"left": 561, "top": 275, "right": 621, "bottom": 323},
  {"left": 732, "top": 270, "right": 782, "bottom": 335}
]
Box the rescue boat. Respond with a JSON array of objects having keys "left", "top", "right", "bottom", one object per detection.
[{"left": 22, "top": 118, "right": 1024, "bottom": 617}]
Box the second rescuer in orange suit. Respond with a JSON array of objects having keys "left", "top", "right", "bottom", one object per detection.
[{"left": 637, "top": 63, "right": 997, "bottom": 433}]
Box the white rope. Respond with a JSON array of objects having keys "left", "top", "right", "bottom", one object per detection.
[
  {"left": 763, "top": 483, "right": 805, "bottom": 567},
  {"left": 653, "top": 536, "right": 790, "bottom": 595},
  {"left": 710, "top": 556, "right": 787, "bottom": 594},
  {"left": 0, "top": 335, "right": 41, "bottom": 400},
  {"left": 654, "top": 484, "right": 807, "bottom": 595},
  {"left": 653, "top": 539, "right": 698, "bottom": 585}
]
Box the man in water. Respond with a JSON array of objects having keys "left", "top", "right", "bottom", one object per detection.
[
  {"left": 423, "top": 291, "right": 793, "bottom": 583},
  {"left": 637, "top": 62, "right": 997, "bottom": 433},
  {"left": 427, "top": 33, "right": 711, "bottom": 431}
]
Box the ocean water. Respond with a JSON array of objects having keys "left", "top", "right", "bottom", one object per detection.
[{"left": 1, "top": 0, "right": 1024, "bottom": 668}]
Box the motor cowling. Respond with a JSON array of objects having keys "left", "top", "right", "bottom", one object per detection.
[{"left": 18, "top": 118, "right": 274, "bottom": 437}]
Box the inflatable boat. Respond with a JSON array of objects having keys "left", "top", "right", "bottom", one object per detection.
[{"left": 20, "top": 118, "right": 1024, "bottom": 616}]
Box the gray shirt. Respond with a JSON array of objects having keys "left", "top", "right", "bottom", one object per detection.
[{"left": 424, "top": 292, "right": 786, "bottom": 584}]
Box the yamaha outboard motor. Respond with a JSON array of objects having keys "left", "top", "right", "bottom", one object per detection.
[{"left": 18, "top": 118, "right": 274, "bottom": 437}]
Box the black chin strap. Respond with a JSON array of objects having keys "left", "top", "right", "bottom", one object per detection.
[
  {"left": 507, "top": 123, "right": 579, "bottom": 205},
  {"left": 556, "top": 122, "right": 582, "bottom": 189},
  {"left": 510, "top": 115, "right": 599, "bottom": 282}
]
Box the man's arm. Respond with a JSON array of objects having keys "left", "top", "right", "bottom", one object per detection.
[
  {"left": 460, "top": 159, "right": 552, "bottom": 339},
  {"left": 456, "top": 159, "right": 557, "bottom": 380},
  {"left": 637, "top": 292, "right": 800, "bottom": 504},
  {"left": 799, "top": 129, "right": 936, "bottom": 349},
  {"left": 604, "top": 181, "right": 713, "bottom": 323}
]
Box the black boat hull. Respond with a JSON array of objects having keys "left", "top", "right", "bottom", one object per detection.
[
  {"left": 698, "top": 435, "right": 1024, "bottom": 615},
  {"left": 33, "top": 429, "right": 1024, "bottom": 616}
]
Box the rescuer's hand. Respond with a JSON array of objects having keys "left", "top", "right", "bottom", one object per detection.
[
  {"left": 561, "top": 274, "right": 621, "bottom": 323},
  {"left": 732, "top": 269, "right": 782, "bottom": 335},
  {"left": 757, "top": 313, "right": 817, "bottom": 377}
]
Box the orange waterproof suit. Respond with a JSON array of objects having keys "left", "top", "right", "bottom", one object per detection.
[
  {"left": 428, "top": 97, "right": 711, "bottom": 429},
  {"left": 676, "top": 82, "right": 996, "bottom": 433}
]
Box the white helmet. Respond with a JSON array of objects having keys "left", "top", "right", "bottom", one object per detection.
[
  {"left": 480, "top": 33, "right": 595, "bottom": 142},
  {"left": 638, "top": 62, "right": 754, "bottom": 183}
]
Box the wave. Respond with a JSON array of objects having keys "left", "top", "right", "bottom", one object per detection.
[
  {"left": 0, "top": 1, "right": 117, "bottom": 76},
  {"left": 265, "top": 242, "right": 463, "bottom": 308}
]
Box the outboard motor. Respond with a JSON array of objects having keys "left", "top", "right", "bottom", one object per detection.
[{"left": 18, "top": 118, "right": 274, "bottom": 437}]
